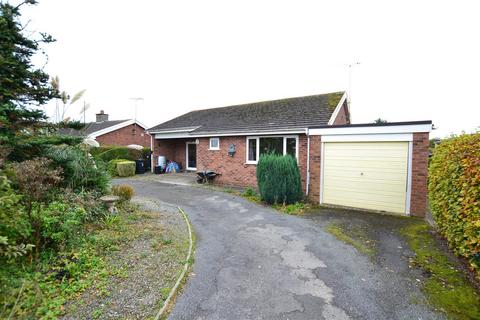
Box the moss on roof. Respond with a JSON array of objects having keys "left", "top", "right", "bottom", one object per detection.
[{"left": 327, "top": 92, "right": 345, "bottom": 112}]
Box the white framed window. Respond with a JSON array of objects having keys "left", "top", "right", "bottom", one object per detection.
[
  {"left": 209, "top": 137, "right": 220, "bottom": 150},
  {"left": 246, "top": 135, "right": 298, "bottom": 164}
]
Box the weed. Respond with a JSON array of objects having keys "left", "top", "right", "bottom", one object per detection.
[
  {"left": 273, "top": 202, "right": 308, "bottom": 215},
  {"left": 326, "top": 222, "right": 375, "bottom": 258}
]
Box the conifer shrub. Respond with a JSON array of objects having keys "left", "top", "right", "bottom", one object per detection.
[{"left": 256, "top": 153, "right": 302, "bottom": 204}]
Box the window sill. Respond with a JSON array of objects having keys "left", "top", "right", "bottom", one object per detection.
[{"left": 208, "top": 148, "right": 220, "bottom": 151}]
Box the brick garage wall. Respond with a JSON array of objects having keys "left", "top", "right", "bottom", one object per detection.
[
  {"left": 196, "top": 135, "right": 310, "bottom": 191},
  {"left": 332, "top": 100, "right": 350, "bottom": 125},
  {"left": 410, "top": 132, "right": 430, "bottom": 217},
  {"left": 95, "top": 124, "right": 151, "bottom": 147},
  {"left": 306, "top": 135, "right": 321, "bottom": 203}
]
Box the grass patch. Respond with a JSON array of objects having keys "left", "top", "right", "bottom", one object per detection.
[
  {"left": 272, "top": 202, "right": 310, "bottom": 215},
  {"left": 326, "top": 222, "right": 375, "bottom": 258},
  {"left": 400, "top": 222, "right": 480, "bottom": 320}
]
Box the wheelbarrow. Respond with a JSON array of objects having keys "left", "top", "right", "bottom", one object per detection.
[{"left": 196, "top": 170, "right": 221, "bottom": 184}]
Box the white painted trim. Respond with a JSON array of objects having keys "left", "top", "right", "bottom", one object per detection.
[
  {"left": 327, "top": 92, "right": 348, "bottom": 125},
  {"left": 245, "top": 135, "right": 299, "bottom": 165},
  {"left": 310, "top": 123, "right": 432, "bottom": 136},
  {"left": 321, "top": 133, "right": 413, "bottom": 142},
  {"left": 148, "top": 126, "right": 199, "bottom": 134},
  {"left": 154, "top": 130, "right": 305, "bottom": 139},
  {"left": 319, "top": 142, "right": 325, "bottom": 204},
  {"left": 209, "top": 137, "right": 220, "bottom": 150},
  {"left": 185, "top": 142, "right": 197, "bottom": 171},
  {"left": 150, "top": 134, "right": 154, "bottom": 173},
  {"left": 245, "top": 137, "right": 259, "bottom": 164},
  {"left": 405, "top": 141, "right": 413, "bottom": 216},
  {"left": 306, "top": 128, "right": 310, "bottom": 196},
  {"left": 88, "top": 119, "right": 150, "bottom": 139}
]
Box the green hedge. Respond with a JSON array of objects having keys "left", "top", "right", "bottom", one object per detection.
[
  {"left": 116, "top": 161, "right": 136, "bottom": 177},
  {"left": 256, "top": 153, "right": 302, "bottom": 204},
  {"left": 429, "top": 133, "right": 480, "bottom": 272},
  {"left": 90, "top": 146, "right": 150, "bottom": 162},
  {"left": 108, "top": 159, "right": 130, "bottom": 177}
]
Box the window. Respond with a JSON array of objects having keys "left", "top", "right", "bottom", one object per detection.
[
  {"left": 248, "top": 138, "right": 257, "bottom": 162},
  {"left": 209, "top": 137, "right": 220, "bottom": 150},
  {"left": 246, "top": 136, "right": 298, "bottom": 164}
]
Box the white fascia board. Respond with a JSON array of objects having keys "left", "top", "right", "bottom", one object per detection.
[
  {"left": 327, "top": 92, "right": 348, "bottom": 125},
  {"left": 310, "top": 123, "right": 432, "bottom": 136},
  {"left": 89, "top": 120, "right": 134, "bottom": 138},
  {"left": 148, "top": 126, "right": 200, "bottom": 134},
  {"left": 154, "top": 130, "right": 306, "bottom": 139},
  {"left": 322, "top": 133, "right": 413, "bottom": 142}
]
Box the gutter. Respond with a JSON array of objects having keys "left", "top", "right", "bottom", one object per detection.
[{"left": 306, "top": 128, "right": 310, "bottom": 196}]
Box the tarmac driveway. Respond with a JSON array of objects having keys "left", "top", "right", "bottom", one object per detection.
[{"left": 116, "top": 178, "right": 443, "bottom": 320}]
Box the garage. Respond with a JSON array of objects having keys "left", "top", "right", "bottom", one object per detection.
[
  {"left": 309, "top": 121, "right": 432, "bottom": 216},
  {"left": 322, "top": 141, "right": 409, "bottom": 214}
]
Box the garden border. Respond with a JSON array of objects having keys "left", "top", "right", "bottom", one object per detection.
[{"left": 154, "top": 207, "right": 193, "bottom": 320}]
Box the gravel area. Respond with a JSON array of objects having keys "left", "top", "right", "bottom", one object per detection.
[{"left": 61, "top": 197, "right": 190, "bottom": 320}]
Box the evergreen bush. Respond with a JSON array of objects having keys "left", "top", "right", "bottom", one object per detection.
[
  {"left": 116, "top": 161, "right": 136, "bottom": 177},
  {"left": 429, "top": 133, "right": 480, "bottom": 272},
  {"left": 256, "top": 153, "right": 302, "bottom": 204}
]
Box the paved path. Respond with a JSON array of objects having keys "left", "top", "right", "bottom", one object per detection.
[{"left": 116, "top": 178, "right": 442, "bottom": 320}]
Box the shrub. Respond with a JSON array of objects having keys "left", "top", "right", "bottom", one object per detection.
[
  {"left": 45, "top": 146, "right": 110, "bottom": 193},
  {"left": 112, "top": 184, "right": 135, "bottom": 201},
  {"left": 108, "top": 159, "right": 130, "bottom": 177},
  {"left": 6, "top": 158, "right": 63, "bottom": 205},
  {"left": 429, "top": 133, "right": 480, "bottom": 272},
  {"left": 256, "top": 153, "right": 302, "bottom": 204},
  {"left": 116, "top": 161, "right": 136, "bottom": 177},
  {"left": 90, "top": 146, "right": 144, "bottom": 162},
  {"left": 35, "top": 201, "right": 86, "bottom": 250}
]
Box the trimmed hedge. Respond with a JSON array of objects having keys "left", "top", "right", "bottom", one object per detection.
[
  {"left": 91, "top": 146, "right": 150, "bottom": 162},
  {"left": 256, "top": 153, "right": 302, "bottom": 204},
  {"left": 108, "top": 159, "right": 130, "bottom": 177},
  {"left": 116, "top": 161, "right": 136, "bottom": 177},
  {"left": 429, "top": 133, "right": 480, "bottom": 272}
]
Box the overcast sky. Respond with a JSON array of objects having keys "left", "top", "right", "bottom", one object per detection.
[{"left": 22, "top": 0, "right": 479, "bottom": 138}]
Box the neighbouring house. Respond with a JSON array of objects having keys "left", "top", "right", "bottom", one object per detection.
[
  {"left": 148, "top": 92, "right": 432, "bottom": 217},
  {"left": 60, "top": 110, "right": 152, "bottom": 148}
]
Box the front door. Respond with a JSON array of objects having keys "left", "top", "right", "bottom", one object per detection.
[{"left": 186, "top": 142, "right": 197, "bottom": 170}]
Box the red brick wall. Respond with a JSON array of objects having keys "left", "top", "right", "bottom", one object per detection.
[
  {"left": 410, "top": 132, "right": 430, "bottom": 217},
  {"left": 307, "top": 136, "right": 321, "bottom": 202},
  {"left": 152, "top": 138, "right": 191, "bottom": 169},
  {"left": 332, "top": 100, "right": 350, "bottom": 125},
  {"left": 95, "top": 124, "right": 151, "bottom": 147},
  {"left": 196, "top": 135, "right": 310, "bottom": 190}
]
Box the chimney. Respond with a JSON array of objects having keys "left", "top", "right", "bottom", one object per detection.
[{"left": 96, "top": 110, "right": 109, "bottom": 122}]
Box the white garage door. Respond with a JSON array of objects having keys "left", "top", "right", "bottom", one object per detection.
[{"left": 322, "top": 142, "right": 409, "bottom": 214}]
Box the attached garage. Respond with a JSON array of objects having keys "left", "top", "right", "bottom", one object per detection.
[
  {"left": 322, "top": 141, "right": 409, "bottom": 214},
  {"left": 309, "top": 122, "right": 432, "bottom": 216}
]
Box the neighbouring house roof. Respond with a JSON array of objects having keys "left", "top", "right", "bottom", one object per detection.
[
  {"left": 58, "top": 119, "right": 148, "bottom": 139},
  {"left": 149, "top": 91, "right": 347, "bottom": 136}
]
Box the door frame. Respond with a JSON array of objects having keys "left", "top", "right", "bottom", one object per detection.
[{"left": 185, "top": 141, "right": 197, "bottom": 171}]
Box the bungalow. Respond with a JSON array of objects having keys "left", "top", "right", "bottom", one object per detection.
[
  {"left": 60, "top": 110, "right": 151, "bottom": 147},
  {"left": 148, "top": 92, "right": 432, "bottom": 217}
]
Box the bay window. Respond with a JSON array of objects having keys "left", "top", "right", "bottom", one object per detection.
[{"left": 246, "top": 136, "right": 298, "bottom": 164}]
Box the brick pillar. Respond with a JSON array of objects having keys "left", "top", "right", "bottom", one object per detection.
[
  {"left": 410, "top": 132, "right": 430, "bottom": 217},
  {"left": 307, "top": 136, "right": 322, "bottom": 203}
]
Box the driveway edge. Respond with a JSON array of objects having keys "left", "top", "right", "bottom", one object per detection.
[{"left": 154, "top": 207, "right": 194, "bottom": 320}]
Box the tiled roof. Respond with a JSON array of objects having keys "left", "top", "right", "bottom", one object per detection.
[{"left": 149, "top": 92, "right": 345, "bottom": 134}]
